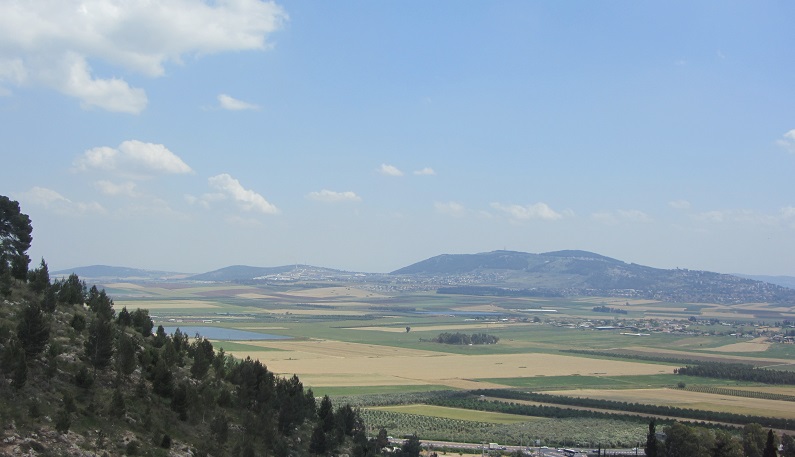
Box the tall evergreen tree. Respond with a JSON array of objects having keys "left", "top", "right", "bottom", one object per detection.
[
  {"left": 764, "top": 430, "right": 779, "bottom": 457},
  {"left": 28, "top": 258, "right": 50, "bottom": 293},
  {"left": 84, "top": 316, "right": 114, "bottom": 370},
  {"left": 116, "top": 332, "right": 138, "bottom": 377},
  {"left": 0, "top": 195, "right": 33, "bottom": 280},
  {"left": 56, "top": 273, "right": 85, "bottom": 305},
  {"left": 27, "top": 258, "right": 50, "bottom": 293},
  {"left": 645, "top": 419, "right": 659, "bottom": 457},
  {"left": 17, "top": 301, "right": 50, "bottom": 358},
  {"left": 745, "top": 423, "right": 768, "bottom": 457},
  {"left": 318, "top": 395, "right": 335, "bottom": 433}
]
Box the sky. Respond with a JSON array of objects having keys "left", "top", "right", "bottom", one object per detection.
[{"left": 1, "top": 1, "right": 794, "bottom": 276}]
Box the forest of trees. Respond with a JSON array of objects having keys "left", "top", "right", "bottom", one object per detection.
[
  {"left": 431, "top": 332, "right": 499, "bottom": 345},
  {"left": 645, "top": 419, "right": 795, "bottom": 457},
  {"left": 0, "top": 195, "right": 419, "bottom": 456}
]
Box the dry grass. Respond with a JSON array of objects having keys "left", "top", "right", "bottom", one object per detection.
[
  {"left": 221, "top": 340, "right": 676, "bottom": 388},
  {"left": 711, "top": 337, "right": 771, "bottom": 353},
  {"left": 551, "top": 388, "right": 795, "bottom": 419}
]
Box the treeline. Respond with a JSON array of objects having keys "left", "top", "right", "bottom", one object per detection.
[
  {"left": 436, "top": 286, "right": 562, "bottom": 298},
  {"left": 469, "top": 389, "right": 795, "bottom": 430},
  {"left": 683, "top": 385, "right": 795, "bottom": 403},
  {"left": 592, "top": 305, "right": 627, "bottom": 314},
  {"left": 431, "top": 332, "right": 499, "bottom": 345},
  {"left": 676, "top": 362, "right": 795, "bottom": 385},
  {"left": 428, "top": 393, "right": 649, "bottom": 423}
]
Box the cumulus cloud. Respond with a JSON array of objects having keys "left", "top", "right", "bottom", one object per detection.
[
  {"left": 208, "top": 173, "right": 279, "bottom": 214},
  {"left": 669, "top": 200, "right": 691, "bottom": 210},
  {"left": 378, "top": 164, "right": 403, "bottom": 177},
  {"left": 413, "top": 167, "right": 436, "bottom": 176},
  {"left": 218, "top": 94, "right": 260, "bottom": 111},
  {"left": 307, "top": 189, "right": 361, "bottom": 203},
  {"left": 0, "top": 0, "right": 287, "bottom": 113},
  {"left": 434, "top": 201, "right": 466, "bottom": 217},
  {"left": 18, "top": 186, "right": 104, "bottom": 214},
  {"left": 490, "top": 202, "right": 563, "bottom": 221},
  {"left": 776, "top": 129, "right": 795, "bottom": 154},
  {"left": 74, "top": 140, "right": 193, "bottom": 176}
]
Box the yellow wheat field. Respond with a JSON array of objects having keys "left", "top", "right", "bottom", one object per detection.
[{"left": 221, "top": 340, "right": 676, "bottom": 389}]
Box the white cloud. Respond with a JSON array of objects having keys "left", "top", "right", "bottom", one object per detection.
[
  {"left": 0, "top": 0, "right": 287, "bottom": 113},
  {"left": 74, "top": 140, "right": 193, "bottom": 176},
  {"left": 18, "top": 186, "right": 104, "bottom": 214},
  {"left": 669, "top": 200, "right": 691, "bottom": 210},
  {"left": 413, "top": 167, "right": 436, "bottom": 176},
  {"left": 218, "top": 94, "right": 260, "bottom": 111},
  {"left": 94, "top": 180, "right": 138, "bottom": 197},
  {"left": 208, "top": 173, "right": 279, "bottom": 214},
  {"left": 378, "top": 164, "right": 403, "bottom": 176},
  {"left": 490, "top": 202, "right": 563, "bottom": 221},
  {"left": 781, "top": 206, "right": 795, "bottom": 219},
  {"left": 776, "top": 129, "right": 795, "bottom": 154},
  {"left": 434, "top": 201, "right": 466, "bottom": 217},
  {"left": 307, "top": 189, "right": 361, "bottom": 203}
]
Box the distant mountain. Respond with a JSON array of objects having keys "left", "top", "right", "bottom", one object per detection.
[
  {"left": 391, "top": 250, "right": 795, "bottom": 305},
  {"left": 186, "top": 264, "right": 363, "bottom": 282},
  {"left": 733, "top": 274, "right": 795, "bottom": 290},
  {"left": 51, "top": 265, "right": 188, "bottom": 281}
]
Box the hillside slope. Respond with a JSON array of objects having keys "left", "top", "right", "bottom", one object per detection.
[{"left": 392, "top": 250, "right": 795, "bottom": 304}]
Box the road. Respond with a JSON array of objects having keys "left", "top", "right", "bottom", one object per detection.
[{"left": 390, "top": 438, "right": 642, "bottom": 456}]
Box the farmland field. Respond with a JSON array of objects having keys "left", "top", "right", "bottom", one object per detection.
[
  {"left": 92, "top": 279, "right": 795, "bottom": 442},
  {"left": 370, "top": 404, "right": 541, "bottom": 424}
]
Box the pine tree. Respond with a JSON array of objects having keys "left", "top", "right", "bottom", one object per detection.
[
  {"left": 84, "top": 316, "right": 114, "bottom": 370},
  {"left": 763, "top": 429, "right": 779, "bottom": 457},
  {"left": 27, "top": 258, "right": 50, "bottom": 293},
  {"left": 116, "top": 332, "right": 138, "bottom": 377},
  {"left": 17, "top": 301, "right": 50, "bottom": 358},
  {"left": 645, "top": 419, "right": 658, "bottom": 457}
]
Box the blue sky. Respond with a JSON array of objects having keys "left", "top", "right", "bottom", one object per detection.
[{"left": 2, "top": 1, "right": 794, "bottom": 275}]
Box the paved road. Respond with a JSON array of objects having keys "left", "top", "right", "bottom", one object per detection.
[{"left": 391, "top": 438, "right": 641, "bottom": 456}]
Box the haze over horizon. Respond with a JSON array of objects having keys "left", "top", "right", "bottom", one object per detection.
[{"left": 2, "top": 1, "right": 794, "bottom": 276}]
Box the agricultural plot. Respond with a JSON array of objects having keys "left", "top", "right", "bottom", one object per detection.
[
  {"left": 371, "top": 404, "right": 541, "bottom": 424},
  {"left": 550, "top": 388, "right": 795, "bottom": 420},
  {"left": 219, "top": 340, "right": 677, "bottom": 389},
  {"left": 114, "top": 299, "right": 221, "bottom": 310}
]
